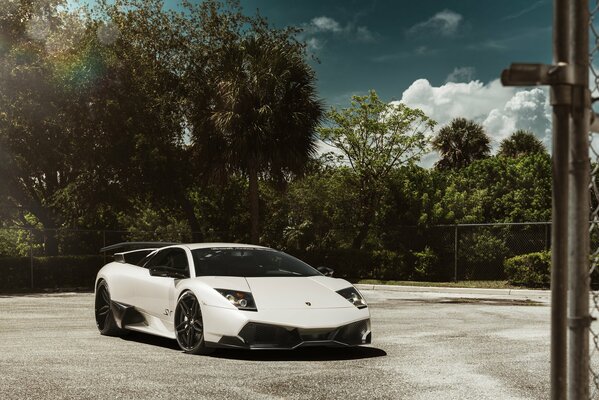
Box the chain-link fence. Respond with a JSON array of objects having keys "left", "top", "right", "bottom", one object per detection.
[
  {"left": 0, "top": 223, "right": 552, "bottom": 291},
  {"left": 590, "top": 0, "right": 599, "bottom": 397}
]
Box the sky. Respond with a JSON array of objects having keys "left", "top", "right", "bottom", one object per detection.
[
  {"left": 73, "top": 0, "right": 555, "bottom": 159},
  {"left": 235, "top": 0, "right": 554, "bottom": 162}
]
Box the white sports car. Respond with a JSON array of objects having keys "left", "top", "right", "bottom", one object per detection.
[{"left": 95, "top": 242, "right": 371, "bottom": 354}]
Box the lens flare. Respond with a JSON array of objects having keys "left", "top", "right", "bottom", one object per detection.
[{"left": 52, "top": 47, "right": 106, "bottom": 91}]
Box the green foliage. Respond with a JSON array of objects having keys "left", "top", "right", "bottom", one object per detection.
[
  {"left": 319, "top": 90, "right": 435, "bottom": 248},
  {"left": 319, "top": 90, "right": 435, "bottom": 179},
  {"left": 457, "top": 154, "right": 551, "bottom": 222},
  {"left": 498, "top": 130, "right": 546, "bottom": 158},
  {"left": 371, "top": 249, "right": 407, "bottom": 280},
  {"left": 461, "top": 229, "right": 509, "bottom": 280},
  {"left": 118, "top": 203, "right": 192, "bottom": 243},
  {"left": 412, "top": 246, "right": 439, "bottom": 280},
  {"left": 432, "top": 118, "right": 491, "bottom": 170},
  {"left": 504, "top": 251, "right": 551, "bottom": 288}
]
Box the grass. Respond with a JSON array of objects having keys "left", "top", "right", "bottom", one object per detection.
[{"left": 355, "top": 279, "right": 528, "bottom": 290}]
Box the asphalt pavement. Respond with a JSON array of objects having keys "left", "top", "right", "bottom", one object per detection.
[{"left": 0, "top": 288, "right": 554, "bottom": 399}]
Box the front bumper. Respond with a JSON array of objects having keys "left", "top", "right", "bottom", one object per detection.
[
  {"left": 201, "top": 304, "right": 372, "bottom": 349},
  {"left": 209, "top": 318, "right": 371, "bottom": 349}
]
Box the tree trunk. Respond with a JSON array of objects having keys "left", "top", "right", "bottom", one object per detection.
[
  {"left": 44, "top": 229, "right": 59, "bottom": 256},
  {"left": 351, "top": 216, "right": 373, "bottom": 250},
  {"left": 178, "top": 191, "right": 204, "bottom": 242},
  {"left": 35, "top": 213, "right": 59, "bottom": 256},
  {"left": 351, "top": 191, "right": 377, "bottom": 250},
  {"left": 248, "top": 163, "right": 260, "bottom": 244}
]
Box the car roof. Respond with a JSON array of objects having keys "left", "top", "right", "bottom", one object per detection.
[{"left": 180, "top": 243, "right": 271, "bottom": 251}]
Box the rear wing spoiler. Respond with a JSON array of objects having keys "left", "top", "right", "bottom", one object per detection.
[
  {"left": 100, "top": 242, "right": 178, "bottom": 265},
  {"left": 113, "top": 249, "right": 156, "bottom": 265}
]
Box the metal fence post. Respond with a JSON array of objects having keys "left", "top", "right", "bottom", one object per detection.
[
  {"left": 454, "top": 224, "right": 458, "bottom": 282},
  {"left": 29, "top": 230, "right": 34, "bottom": 289},
  {"left": 569, "top": 0, "right": 591, "bottom": 397},
  {"left": 550, "top": 1, "right": 571, "bottom": 398}
]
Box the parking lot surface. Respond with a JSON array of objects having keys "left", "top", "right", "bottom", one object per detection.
[{"left": 0, "top": 289, "right": 551, "bottom": 399}]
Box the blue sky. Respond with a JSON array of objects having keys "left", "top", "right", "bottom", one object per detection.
[{"left": 237, "top": 0, "right": 552, "bottom": 106}]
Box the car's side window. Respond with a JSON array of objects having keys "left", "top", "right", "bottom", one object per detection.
[
  {"left": 139, "top": 251, "right": 159, "bottom": 268},
  {"left": 144, "top": 250, "right": 169, "bottom": 269},
  {"left": 144, "top": 248, "right": 190, "bottom": 278},
  {"left": 166, "top": 249, "right": 190, "bottom": 278}
]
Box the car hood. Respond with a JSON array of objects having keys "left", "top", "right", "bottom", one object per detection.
[{"left": 245, "top": 276, "right": 354, "bottom": 310}]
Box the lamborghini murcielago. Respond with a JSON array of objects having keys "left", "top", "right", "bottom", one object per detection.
[{"left": 94, "top": 243, "right": 372, "bottom": 354}]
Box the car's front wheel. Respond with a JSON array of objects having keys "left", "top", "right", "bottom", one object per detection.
[
  {"left": 175, "top": 291, "right": 213, "bottom": 355},
  {"left": 95, "top": 280, "right": 126, "bottom": 336}
]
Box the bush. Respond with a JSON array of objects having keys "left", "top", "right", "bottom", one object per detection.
[
  {"left": 0, "top": 255, "right": 106, "bottom": 291},
  {"left": 461, "top": 229, "right": 509, "bottom": 279},
  {"left": 287, "top": 248, "right": 373, "bottom": 280},
  {"left": 286, "top": 248, "right": 409, "bottom": 280},
  {"left": 504, "top": 251, "right": 550, "bottom": 288},
  {"left": 371, "top": 249, "right": 408, "bottom": 280},
  {"left": 412, "top": 246, "right": 439, "bottom": 280}
]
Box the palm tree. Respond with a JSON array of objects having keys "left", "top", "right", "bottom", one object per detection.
[
  {"left": 432, "top": 118, "right": 491, "bottom": 170},
  {"left": 498, "top": 130, "right": 546, "bottom": 158},
  {"left": 209, "top": 33, "right": 324, "bottom": 243}
]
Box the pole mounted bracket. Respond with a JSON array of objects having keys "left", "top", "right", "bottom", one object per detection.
[
  {"left": 502, "top": 62, "right": 599, "bottom": 132},
  {"left": 567, "top": 315, "right": 596, "bottom": 329},
  {"left": 501, "top": 62, "right": 583, "bottom": 87}
]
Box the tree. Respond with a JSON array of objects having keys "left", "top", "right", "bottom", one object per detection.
[
  {"left": 208, "top": 31, "right": 323, "bottom": 244},
  {"left": 319, "top": 90, "right": 435, "bottom": 249},
  {"left": 498, "top": 130, "right": 546, "bottom": 158},
  {"left": 452, "top": 154, "right": 551, "bottom": 222},
  {"left": 0, "top": 0, "right": 95, "bottom": 254},
  {"left": 0, "top": 0, "right": 191, "bottom": 253},
  {"left": 432, "top": 117, "right": 491, "bottom": 170},
  {"left": 97, "top": 0, "right": 201, "bottom": 240}
]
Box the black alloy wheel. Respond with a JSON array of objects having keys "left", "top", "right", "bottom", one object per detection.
[
  {"left": 95, "top": 281, "right": 125, "bottom": 336},
  {"left": 175, "top": 292, "right": 213, "bottom": 355}
]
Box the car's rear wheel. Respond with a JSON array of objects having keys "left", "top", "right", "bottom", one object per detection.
[
  {"left": 95, "top": 280, "right": 126, "bottom": 336},
  {"left": 175, "top": 291, "right": 213, "bottom": 355}
]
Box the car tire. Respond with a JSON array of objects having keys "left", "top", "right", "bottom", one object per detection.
[
  {"left": 95, "top": 280, "right": 126, "bottom": 336},
  {"left": 175, "top": 291, "right": 214, "bottom": 355}
]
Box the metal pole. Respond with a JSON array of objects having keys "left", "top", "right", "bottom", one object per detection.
[
  {"left": 454, "top": 225, "right": 458, "bottom": 282},
  {"left": 568, "top": 0, "right": 591, "bottom": 397},
  {"left": 29, "top": 229, "right": 34, "bottom": 289},
  {"left": 550, "top": 1, "right": 571, "bottom": 399}
]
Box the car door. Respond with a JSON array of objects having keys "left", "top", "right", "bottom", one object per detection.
[{"left": 136, "top": 247, "right": 190, "bottom": 323}]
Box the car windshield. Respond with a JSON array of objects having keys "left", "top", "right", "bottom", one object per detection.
[{"left": 191, "top": 248, "right": 320, "bottom": 277}]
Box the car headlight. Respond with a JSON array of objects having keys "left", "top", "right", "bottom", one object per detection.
[
  {"left": 336, "top": 287, "right": 368, "bottom": 309},
  {"left": 215, "top": 289, "right": 257, "bottom": 311}
]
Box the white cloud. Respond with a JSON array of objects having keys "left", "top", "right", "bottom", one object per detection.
[
  {"left": 502, "top": 0, "right": 546, "bottom": 21},
  {"left": 395, "top": 79, "right": 551, "bottom": 164},
  {"left": 306, "top": 37, "right": 323, "bottom": 51},
  {"left": 482, "top": 87, "right": 551, "bottom": 146},
  {"left": 310, "top": 16, "right": 342, "bottom": 33},
  {"left": 302, "top": 16, "right": 378, "bottom": 51},
  {"left": 408, "top": 9, "right": 463, "bottom": 37},
  {"left": 445, "top": 66, "right": 475, "bottom": 83},
  {"left": 356, "top": 26, "right": 375, "bottom": 42}
]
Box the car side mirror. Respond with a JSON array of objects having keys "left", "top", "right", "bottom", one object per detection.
[{"left": 317, "top": 266, "right": 334, "bottom": 277}]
